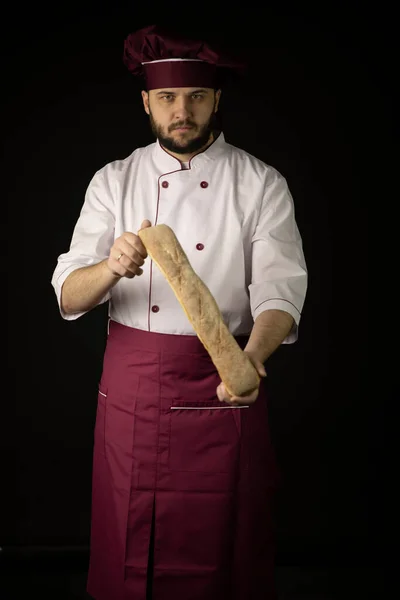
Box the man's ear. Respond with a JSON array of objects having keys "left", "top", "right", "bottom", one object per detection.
[
  {"left": 214, "top": 89, "right": 222, "bottom": 112},
  {"left": 141, "top": 90, "right": 150, "bottom": 115}
]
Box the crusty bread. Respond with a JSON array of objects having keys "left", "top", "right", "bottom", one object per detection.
[{"left": 138, "top": 224, "right": 260, "bottom": 397}]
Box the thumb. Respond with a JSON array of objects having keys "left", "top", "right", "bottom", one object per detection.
[
  {"left": 257, "top": 364, "right": 267, "bottom": 378},
  {"left": 140, "top": 219, "right": 152, "bottom": 230}
]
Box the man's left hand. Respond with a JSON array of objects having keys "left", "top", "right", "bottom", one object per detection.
[{"left": 216, "top": 352, "right": 267, "bottom": 406}]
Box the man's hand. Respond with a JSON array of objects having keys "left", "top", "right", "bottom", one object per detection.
[
  {"left": 216, "top": 351, "right": 267, "bottom": 406},
  {"left": 107, "top": 220, "right": 152, "bottom": 278}
]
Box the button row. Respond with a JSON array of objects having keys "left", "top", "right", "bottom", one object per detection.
[{"left": 161, "top": 181, "right": 209, "bottom": 189}]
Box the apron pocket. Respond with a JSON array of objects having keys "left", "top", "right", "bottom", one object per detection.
[{"left": 168, "top": 400, "right": 240, "bottom": 473}]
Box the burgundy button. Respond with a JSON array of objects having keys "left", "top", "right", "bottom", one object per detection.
[
  {"left": 162, "top": 181, "right": 169, "bottom": 188},
  {"left": 196, "top": 243, "right": 204, "bottom": 251},
  {"left": 200, "top": 181, "right": 208, "bottom": 188},
  {"left": 151, "top": 305, "right": 160, "bottom": 313}
]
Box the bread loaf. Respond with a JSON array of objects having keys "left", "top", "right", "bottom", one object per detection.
[{"left": 138, "top": 224, "right": 260, "bottom": 397}]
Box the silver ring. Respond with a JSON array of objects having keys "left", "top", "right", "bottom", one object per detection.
[{"left": 117, "top": 253, "right": 123, "bottom": 261}]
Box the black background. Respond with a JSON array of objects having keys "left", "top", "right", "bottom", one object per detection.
[{"left": 2, "top": 0, "right": 390, "bottom": 582}]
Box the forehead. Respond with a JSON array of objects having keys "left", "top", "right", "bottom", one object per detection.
[{"left": 150, "top": 87, "right": 213, "bottom": 96}]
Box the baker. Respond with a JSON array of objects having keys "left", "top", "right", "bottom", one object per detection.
[{"left": 51, "top": 23, "right": 308, "bottom": 600}]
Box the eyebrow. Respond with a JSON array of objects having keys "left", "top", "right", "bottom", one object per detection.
[{"left": 155, "top": 89, "right": 209, "bottom": 96}]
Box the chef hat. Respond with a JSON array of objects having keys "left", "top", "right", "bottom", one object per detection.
[{"left": 123, "top": 24, "right": 245, "bottom": 90}]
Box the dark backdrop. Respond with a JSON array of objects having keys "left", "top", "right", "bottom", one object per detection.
[{"left": 3, "top": 0, "right": 387, "bottom": 569}]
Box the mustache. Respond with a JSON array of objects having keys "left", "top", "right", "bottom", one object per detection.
[{"left": 169, "top": 121, "right": 197, "bottom": 132}]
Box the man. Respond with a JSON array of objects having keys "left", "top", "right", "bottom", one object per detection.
[{"left": 51, "top": 24, "right": 307, "bottom": 600}]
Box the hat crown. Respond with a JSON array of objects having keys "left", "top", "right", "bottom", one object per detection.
[{"left": 123, "top": 24, "right": 245, "bottom": 89}]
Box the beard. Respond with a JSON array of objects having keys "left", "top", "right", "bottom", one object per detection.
[{"left": 149, "top": 105, "right": 218, "bottom": 155}]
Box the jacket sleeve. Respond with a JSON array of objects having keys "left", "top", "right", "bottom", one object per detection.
[
  {"left": 249, "top": 169, "right": 308, "bottom": 343},
  {"left": 50, "top": 169, "right": 116, "bottom": 320}
]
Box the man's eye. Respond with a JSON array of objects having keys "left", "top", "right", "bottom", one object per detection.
[
  {"left": 192, "top": 94, "right": 204, "bottom": 100},
  {"left": 161, "top": 95, "right": 173, "bottom": 101}
]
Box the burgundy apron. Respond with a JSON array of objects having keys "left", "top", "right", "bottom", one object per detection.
[{"left": 87, "top": 320, "right": 281, "bottom": 600}]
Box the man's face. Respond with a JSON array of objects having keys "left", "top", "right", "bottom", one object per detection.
[{"left": 141, "top": 87, "right": 221, "bottom": 155}]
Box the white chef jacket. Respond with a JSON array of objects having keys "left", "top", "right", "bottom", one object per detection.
[{"left": 51, "top": 132, "right": 307, "bottom": 343}]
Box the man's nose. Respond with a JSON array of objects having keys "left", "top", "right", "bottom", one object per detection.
[{"left": 173, "top": 97, "right": 192, "bottom": 119}]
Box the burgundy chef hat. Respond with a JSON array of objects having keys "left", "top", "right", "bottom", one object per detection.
[{"left": 123, "top": 24, "right": 245, "bottom": 90}]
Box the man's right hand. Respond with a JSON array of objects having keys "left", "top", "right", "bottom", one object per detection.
[{"left": 107, "top": 220, "right": 152, "bottom": 278}]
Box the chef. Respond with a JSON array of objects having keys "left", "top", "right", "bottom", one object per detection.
[{"left": 51, "top": 23, "right": 307, "bottom": 600}]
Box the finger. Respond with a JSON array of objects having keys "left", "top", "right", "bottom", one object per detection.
[
  {"left": 121, "top": 232, "right": 148, "bottom": 259},
  {"left": 227, "top": 395, "right": 241, "bottom": 405},
  {"left": 251, "top": 361, "right": 266, "bottom": 378},
  {"left": 225, "top": 387, "right": 257, "bottom": 405},
  {"left": 216, "top": 384, "right": 225, "bottom": 402},
  {"left": 245, "top": 352, "right": 267, "bottom": 378},
  {"left": 217, "top": 383, "right": 232, "bottom": 402},
  {"left": 116, "top": 240, "right": 147, "bottom": 267},
  {"left": 109, "top": 252, "right": 144, "bottom": 279},
  {"left": 123, "top": 258, "right": 145, "bottom": 278},
  {"left": 140, "top": 219, "right": 152, "bottom": 230},
  {"left": 108, "top": 258, "right": 141, "bottom": 279}
]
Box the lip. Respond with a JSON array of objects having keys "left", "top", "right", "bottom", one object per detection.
[{"left": 173, "top": 126, "right": 193, "bottom": 131}]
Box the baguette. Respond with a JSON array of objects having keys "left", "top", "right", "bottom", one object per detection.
[{"left": 138, "top": 224, "right": 260, "bottom": 397}]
